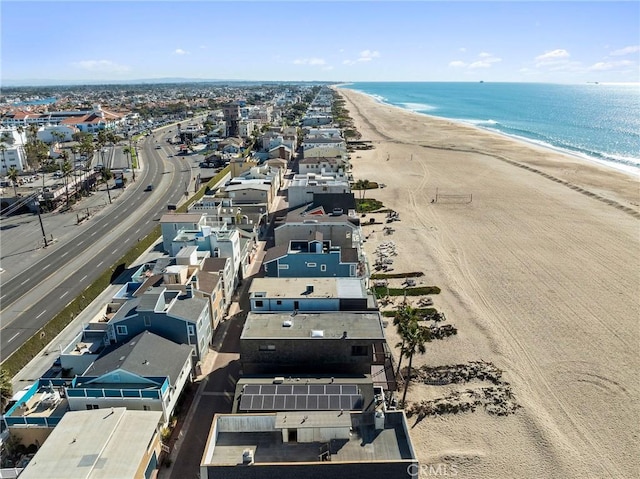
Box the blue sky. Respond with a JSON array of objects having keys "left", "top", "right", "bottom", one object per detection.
[{"left": 2, "top": 1, "right": 639, "bottom": 84}]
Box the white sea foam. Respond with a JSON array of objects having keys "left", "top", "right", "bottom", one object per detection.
[{"left": 399, "top": 102, "right": 437, "bottom": 112}]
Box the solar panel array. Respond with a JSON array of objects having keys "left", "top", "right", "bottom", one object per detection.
[{"left": 239, "top": 383, "right": 363, "bottom": 412}]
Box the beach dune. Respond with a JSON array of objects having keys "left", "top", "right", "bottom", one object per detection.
[{"left": 338, "top": 88, "right": 639, "bottom": 478}]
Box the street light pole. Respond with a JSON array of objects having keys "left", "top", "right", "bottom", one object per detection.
[{"left": 35, "top": 200, "right": 48, "bottom": 247}]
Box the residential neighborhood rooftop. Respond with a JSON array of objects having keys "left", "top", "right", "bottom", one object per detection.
[
  {"left": 18, "top": 408, "right": 163, "bottom": 479},
  {"left": 249, "top": 277, "right": 367, "bottom": 299},
  {"left": 241, "top": 311, "right": 385, "bottom": 340}
]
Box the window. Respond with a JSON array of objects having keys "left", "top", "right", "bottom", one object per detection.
[
  {"left": 255, "top": 300, "right": 264, "bottom": 307},
  {"left": 320, "top": 265, "right": 327, "bottom": 272},
  {"left": 187, "top": 324, "right": 196, "bottom": 335},
  {"left": 259, "top": 345, "right": 276, "bottom": 351},
  {"left": 307, "top": 262, "right": 317, "bottom": 268},
  {"left": 351, "top": 345, "right": 368, "bottom": 356},
  {"left": 86, "top": 404, "right": 99, "bottom": 410},
  {"left": 276, "top": 300, "right": 282, "bottom": 305},
  {"left": 116, "top": 325, "right": 128, "bottom": 335},
  {"left": 143, "top": 405, "right": 151, "bottom": 411},
  {"left": 278, "top": 264, "right": 289, "bottom": 269},
  {"left": 144, "top": 317, "right": 151, "bottom": 327}
]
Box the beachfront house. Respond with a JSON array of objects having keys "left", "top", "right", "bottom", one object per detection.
[
  {"left": 199, "top": 411, "right": 418, "bottom": 479},
  {"left": 287, "top": 173, "right": 351, "bottom": 209},
  {"left": 248, "top": 277, "right": 375, "bottom": 313},
  {"left": 274, "top": 205, "right": 361, "bottom": 249},
  {"left": 262, "top": 236, "right": 364, "bottom": 278},
  {"left": 239, "top": 311, "right": 386, "bottom": 375}
]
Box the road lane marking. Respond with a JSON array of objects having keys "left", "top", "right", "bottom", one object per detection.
[
  {"left": 112, "top": 249, "right": 118, "bottom": 255},
  {"left": 21, "top": 278, "right": 29, "bottom": 285},
  {"left": 97, "top": 261, "right": 104, "bottom": 267},
  {"left": 43, "top": 264, "right": 51, "bottom": 270},
  {"left": 36, "top": 310, "right": 47, "bottom": 319},
  {"left": 135, "top": 228, "right": 141, "bottom": 234},
  {"left": 7, "top": 332, "right": 20, "bottom": 343},
  {"left": 81, "top": 275, "right": 87, "bottom": 281},
  {"left": 78, "top": 240, "right": 85, "bottom": 245},
  {"left": 61, "top": 291, "right": 69, "bottom": 298},
  {"left": 61, "top": 251, "right": 69, "bottom": 257},
  {"left": 91, "top": 231, "right": 97, "bottom": 236}
]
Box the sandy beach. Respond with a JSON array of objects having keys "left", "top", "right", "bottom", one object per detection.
[{"left": 338, "top": 88, "right": 639, "bottom": 478}]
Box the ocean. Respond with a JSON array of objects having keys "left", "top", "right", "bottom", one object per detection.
[{"left": 344, "top": 82, "right": 640, "bottom": 175}]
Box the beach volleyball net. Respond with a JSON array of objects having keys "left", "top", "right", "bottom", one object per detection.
[{"left": 434, "top": 189, "right": 473, "bottom": 204}]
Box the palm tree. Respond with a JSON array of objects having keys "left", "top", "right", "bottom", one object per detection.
[
  {"left": 60, "top": 156, "right": 73, "bottom": 207},
  {"left": 399, "top": 317, "right": 432, "bottom": 407},
  {"left": 0, "top": 368, "right": 13, "bottom": 412},
  {"left": 0, "top": 143, "right": 7, "bottom": 174},
  {"left": 393, "top": 305, "right": 420, "bottom": 378},
  {"left": 7, "top": 166, "right": 19, "bottom": 197}
]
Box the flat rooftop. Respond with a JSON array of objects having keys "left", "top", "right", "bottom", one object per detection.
[
  {"left": 19, "top": 408, "right": 163, "bottom": 479},
  {"left": 241, "top": 312, "right": 385, "bottom": 340},
  {"left": 249, "top": 277, "right": 366, "bottom": 299},
  {"left": 202, "top": 411, "right": 415, "bottom": 466}
]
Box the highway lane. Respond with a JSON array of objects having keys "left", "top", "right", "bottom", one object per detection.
[{"left": 0, "top": 132, "right": 194, "bottom": 359}]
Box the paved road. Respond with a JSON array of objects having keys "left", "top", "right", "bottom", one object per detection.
[{"left": 0, "top": 128, "right": 195, "bottom": 359}]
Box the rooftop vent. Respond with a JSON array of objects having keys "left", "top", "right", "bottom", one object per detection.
[
  {"left": 242, "top": 449, "right": 254, "bottom": 465},
  {"left": 311, "top": 330, "right": 324, "bottom": 338},
  {"left": 306, "top": 284, "right": 314, "bottom": 294},
  {"left": 282, "top": 320, "right": 293, "bottom": 327}
]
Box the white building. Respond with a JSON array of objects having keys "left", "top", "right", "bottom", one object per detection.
[
  {"left": 288, "top": 173, "right": 351, "bottom": 209},
  {"left": 0, "top": 128, "right": 29, "bottom": 174}
]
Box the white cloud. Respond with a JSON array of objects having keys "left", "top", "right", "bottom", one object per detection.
[
  {"left": 459, "top": 47, "right": 467, "bottom": 53},
  {"left": 609, "top": 45, "right": 640, "bottom": 56},
  {"left": 359, "top": 50, "right": 380, "bottom": 61},
  {"left": 293, "top": 57, "right": 326, "bottom": 66},
  {"left": 322, "top": 66, "right": 334, "bottom": 71},
  {"left": 449, "top": 52, "right": 501, "bottom": 70},
  {"left": 343, "top": 50, "right": 381, "bottom": 66},
  {"left": 588, "top": 60, "right": 634, "bottom": 71},
  {"left": 535, "top": 49, "right": 570, "bottom": 65},
  {"left": 175, "top": 48, "right": 190, "bottom": 55},
  {"left": 71, "top": 60, "right": 130, "bottom": 73}
]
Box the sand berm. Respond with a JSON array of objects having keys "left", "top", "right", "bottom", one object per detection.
[{"left": 337, "top": 87, "right": 639, "bottom": 479}]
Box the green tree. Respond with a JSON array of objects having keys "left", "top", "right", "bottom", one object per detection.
[
  {"left": 60, "top": 156, "right": 73, "bottom": 207},
  {"left": 0, "top": 142, "right": 7, "bottom": 173},
  {"left": 0, "top": 368, "right": 13, "bottom": 412},
  {"left": 7, "top": 166, "right": 19, "bottom": 197},
  {"left": 399, "top": 318, "right": 431, "bottom": 406},
  {"left": 393, "top": 305, "right": 419, "bottom": 379}
]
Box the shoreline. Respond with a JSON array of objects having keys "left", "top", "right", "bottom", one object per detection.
[
  {"left": 337, "top": 87, "right": 639, "bottom": 478},
  {"left": 337, "top": 85, "right": 640, "bottom": 178}
]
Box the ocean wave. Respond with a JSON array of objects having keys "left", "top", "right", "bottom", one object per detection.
[
  {"left": 481, "top": 128, "right": 640, "bottom": 174},
  {"left": 457, "top": 118, "right": 499, "bottom": 126},
  {"left": 399, "top": 102, "right": 437, "bottom": 112}
]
